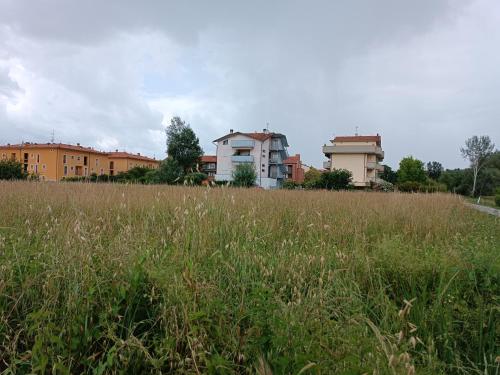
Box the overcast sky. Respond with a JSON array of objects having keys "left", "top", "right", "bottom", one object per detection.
[{"left": 0, "top": 0, "right": 499, "bottom": 168}]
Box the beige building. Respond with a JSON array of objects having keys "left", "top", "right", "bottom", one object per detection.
[{"left": 322, "top": 135, "right": 384, "bottom": 187}]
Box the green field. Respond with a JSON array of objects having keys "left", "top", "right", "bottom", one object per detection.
[{"left": 0, "top": 182, "right": 499, "bottom": 374}]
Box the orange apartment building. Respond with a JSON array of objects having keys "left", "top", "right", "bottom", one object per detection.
[{"left": 0, "top": 142, "right": 159, "bottom": 181}]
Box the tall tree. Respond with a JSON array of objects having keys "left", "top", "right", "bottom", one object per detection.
[
  {"left": 460, "top": 136, "right": 495, "bottom": 196},
  {"left": 426, "top": 161, "right": 443, "bottom": 180},
  {"left": 397, "top": 156, "right": 427, "bottom": 184},
  {"left": 166, "top": 117, "right": 203, "bottom": 172}
]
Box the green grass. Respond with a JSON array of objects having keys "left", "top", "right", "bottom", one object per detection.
[
  {"left": 466, "top": 196, "right": 499, "bottom": 209},
  {"left": 0, "top": 181, "right": 499, "bottom": 374}
]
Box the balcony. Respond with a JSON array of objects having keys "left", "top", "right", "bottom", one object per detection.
[
  {"left": 231, "top": 140, "right": 255, "bottom": 149},
  {"left": 269, "top": 169, "right": 285, "bottom": 179},
  {"left": 270, "top": 140, "right": 283, "bottom": 151},
  {"left": 231, "top": 155, "right": 254, "bottom": 163},
  {"left": 323, "top": 144, "right": 384, "bottom": 159},
  {"left": 323, "top": 160, "right": 331, "bottom": 169},
  {"left": 269, "top": 154, "right": 283, "bottom": 164}
]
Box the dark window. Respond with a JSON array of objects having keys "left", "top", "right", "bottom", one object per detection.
[{"left": 223, "top": 140, "right": 228, "bottom": 145}]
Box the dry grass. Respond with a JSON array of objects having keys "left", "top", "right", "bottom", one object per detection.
[{"left": 0, "top": 181, "right": 499, "bottom": 374}]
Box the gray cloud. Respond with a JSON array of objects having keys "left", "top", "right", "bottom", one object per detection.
[{"left": 0, "top": 0, "right": 498, "bottom": 168}]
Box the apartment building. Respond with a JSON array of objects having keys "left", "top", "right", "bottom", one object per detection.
[
  {"left": 322, "top": 134, "right": 384, "bottom": 187},
  {"left": 108, "top": 151, "right": 159, "bottom": 176},
  {"left": 283, "top": 154, "right": 305, "bottom": 183},
  {"left": 198, "top": 155, "right": 217, "bottom": 180},
  {"left": 0, "top": 142, "right": 159, "bottom": 181},
  {"left": 213, "top": 129, "right": 289, "bottom": 189}
]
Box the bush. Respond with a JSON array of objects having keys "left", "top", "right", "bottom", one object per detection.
[
  {"left": 375, "top": 180, "right": 394, "bottom": 192},
  {"left": 0, "top": 159, "right": 27, "bottom": 180},
  {"left": 184, "top": 172, "right": 208, "bottom": 186},
  {"left": 156, "top": 158, "right": 184, "bottom": 184},
  {"left": 316, "top": 169, "right": 352, "bottom": 190},
  {"left": 496, "top": 188, "right": 500, "bottom": 207},
  {"left": 397, "top": 181, "right": 421, "bottom": 192},
  {"left": 282, "top": 180, "right": 300, "bottom": 190},
  {"left": 232, "top": 163, "right": 256, "bottom": 187}
]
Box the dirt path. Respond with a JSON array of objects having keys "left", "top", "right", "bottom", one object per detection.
[{"left": 466, "top": 203, "right": 500, "bottom": 217}]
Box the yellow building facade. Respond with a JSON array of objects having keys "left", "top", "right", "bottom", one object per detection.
[{"left": 0, "top": 142, "right": 160, "bottom": 181}]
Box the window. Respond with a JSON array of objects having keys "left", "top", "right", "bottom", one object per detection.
[
  {"left": 64, "top": 166, "right": 68, "bottom": 175},
  {"left": 63, "top": 155, "right": 67, "bottom": 163},
  {"left": 262, "top": 169, "right": 265, "bottom": 172},
  {"left": 37, "top": 154, "right": 40, "bottom": 163},
  {"left": 77, "top": 156, "right": 80, "bottom": 161},
  {"left": 42, "top": 164, "right": 46, "bottom": 170},
  {"left": 84, "top": 156, "right": 88, "bottom": 166},
  {"left": 71, "top": 166, "right": 74, "bottom": 171},
  {"left": 71, "top": 155, "right": 74, "bottom": 159},
  {"left": 34, "top": 165, "right": 38, "bottom": 173},
  {"left": 96, "top": 159, "right": 99, "bottom": 166},
  {"left": 109, "top": 161, "right": 114, "bottom": 169},
  {"left": 100, "top": 168, "right": 103, "bottom": 175},
  {"left": 262, "top": 164, "right": 265, "bottom": 167},
  {"left": 84, "top": 167, "right": 88, "bottom": 176},
  {"left": 11, "top": 153, "right": 16, "bottom": 160},
  {"left": 24, "top": 153, "right": 29, "bottom": 161},
  {"left": 223, "top": 140, "right": 228, "bottom": 145},
  {"left": 31, "top": 153, "right": 34, "bottom": 158}
]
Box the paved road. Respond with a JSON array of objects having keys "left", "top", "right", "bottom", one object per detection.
[{"left": 466, "top": 203, "right": 500, "bottom": 217}]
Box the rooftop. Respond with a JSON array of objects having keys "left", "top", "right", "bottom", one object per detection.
[{"left": 332, "top": 135, "right": 381, "bottom": 146}]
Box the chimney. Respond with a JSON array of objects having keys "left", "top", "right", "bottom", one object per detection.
[
  {"left": 115, "top": 149, "right": 118, "bottom": 152},
  {"left": 137, "top": 153, "right": 141, "bottom": 156},
  {"left": 76, "top": 143, "right": 80, "bottom": 146},
  {"left": 230, "top": 129, "right": 233, "bottom": 134}
]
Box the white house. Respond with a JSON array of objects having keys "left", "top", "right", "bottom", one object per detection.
[{"left": 213, "top": 129, "right": 289, "bottom": 189}]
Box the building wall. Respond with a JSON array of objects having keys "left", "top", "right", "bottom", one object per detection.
[
  {"left": 331, "top": 153, "right": 367, "bottom": 186},
  {"left": 215, "top": 134, "right": 270, "bottom": 183},
  {"left": 1, "top": 145, "right": 158, "bottom": 180}
]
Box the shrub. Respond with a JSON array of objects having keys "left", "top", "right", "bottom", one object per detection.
[
  {"left": 397, "top": 181, "right": 421, "bottom": 192},
  {"left": 316, "top": 169, "right": 352, "bottom": 190},
  {"left": 184, "top": 172, "right": 208, "bottom": 186},
  {"left": 156, "top": 158, "right": 184, "bottom": 184},
  {"left": 496, "top": 188, "right": 500, "bottom": 207},
  {"left": 232, "top": 163, "right": 256, "bottom": 187},
  {"left": 282, "top": 180, "right": 299, "bottom": 190},
  {"left": 0, "top": 159, "right": 27, "bottom": 180},
  {"left": 375, "top": 180, "right": 394, "bottom": 192}
]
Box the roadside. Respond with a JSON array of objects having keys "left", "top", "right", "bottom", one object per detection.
[{"left": 465, "top": 196, "right": 498, "bottom": 209}]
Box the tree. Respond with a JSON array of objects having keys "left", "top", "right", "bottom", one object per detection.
[
  {"left": 397, "top": 156, "right": 427, "bottom": 184},
  {"left": 166, "top": 117, "right": 203, "bottom": 172},
  {"left": 460, "top": 135, "right": 495, "bottom": 196},
  {"left": 156, "top": 157, "right": 184, "bottom": 184},
  {"left": 380, "top": 165, "right": 397, "bottom": 184},
  {"left": 232, "top": 163, "right": 257, "bottom": 187},
  {"left": 0, "top": 159, "right": 27, "bottom": 180},
  {"left": 304, "top": 167, "right": 322, "bottom": 188},
  {"left": 317, "top": 169, "right": 352, "bottom": 190},
  {"left": 426, "top": 161, "right": 443, "bottom": 180}
]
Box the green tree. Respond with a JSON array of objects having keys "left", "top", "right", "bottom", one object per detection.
[
  {"left": 426, "top": 161, "right": 443, "bottom": 180},
  {"left": 166, "top": 117, "right": 203, "bottom": 173},
  {"left": 0, "top": 159, "right": 27, "bottom": 180},
  {"left": 232, "top": 163, "right": 257, "bottom": 187},
  {"left": 156, "top": 157, "right": 184, "bottom": 184},
  {"left": 304, "top": 167, "right": 322, "bottom": 188},
  {"left": 380, "top": 164, "right": 397, "bottom": 184},
  {"left": 460, "top": 135, "right": 495, "bottom": 196},
  {"left": 397, "top": 156, "right": 427, "bottom": 184},
  {"left": 317, "top": 169, "right": 352, "bottom": 190}
]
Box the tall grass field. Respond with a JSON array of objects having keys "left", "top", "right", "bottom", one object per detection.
[{"left": 0, "top": 181, "right": 498, "bottom": 374}]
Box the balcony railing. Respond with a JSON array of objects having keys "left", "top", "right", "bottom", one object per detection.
[
  {"left": 231, "top": 140, "right": 255, "bottom": 149},
  {"left": 269, "top": 140, "right": 283, "bottom": 151},
  {"left": 269, "top": 154, "right": 283, "bottom": 164},
  {"left": 269, "top": 169, "right": 285, "bottom": 179},
  {"left": 322, "top": 145, "right": 384, "bottom": 159},
  {"left": 323, "top": 160, "right": 331, "bottom": 169},
  {"left": 231, "top": 155, "right": 254, "bottom": 163}
]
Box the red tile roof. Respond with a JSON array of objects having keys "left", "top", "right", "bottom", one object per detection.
[
  {"left": 213, "top": 131, "right": 277, "bottom": 143},
  {"left": 108, "top": 152, "right": 158, "bottom": 162},
  {"left": 0, "top": 142, "right": 108, "bottom": 154},
  {"left": 283, "top": 154, "right": 301, "bottom": 164},
  {"left": 200, "top": 155, "right": 217, "bottom": 163},
  {"left": 332, "top": 135, "right": 381, "bottom": 146}
]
